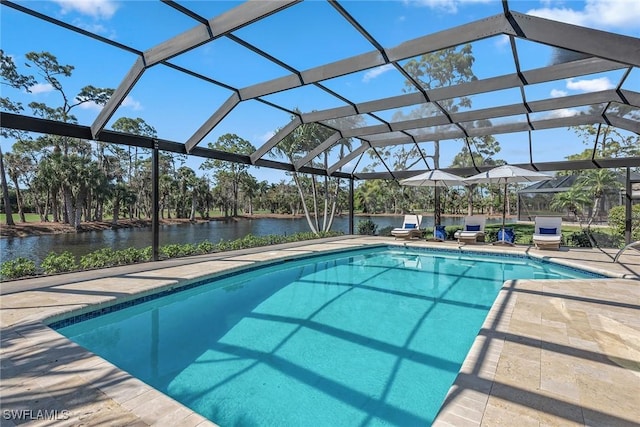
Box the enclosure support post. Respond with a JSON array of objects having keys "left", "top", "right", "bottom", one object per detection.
[
  {"left": 625, "top": 167, "right": 632, "bottom": 245},
  {"left": 349, "top": 178, "right": 354, "bottom": 235},
  {"left": 152, "top": 142, "right": 160, "bottom": 261}
]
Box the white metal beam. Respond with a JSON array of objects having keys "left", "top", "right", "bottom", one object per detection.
[
  {"left": 510, "top": 11, "right": 640, "bottom": 67},
  {"left": 294, "top": 132, "right": 342, "bottom": 170},
  {"left": 328, "top": 143, "right": 368, "bottom": 175},
  {"left": 250, "top": 117, "right": 302, "bottom": 164},
  {"left": 185, "top": 93, "right": 240, "bottom": 153}
]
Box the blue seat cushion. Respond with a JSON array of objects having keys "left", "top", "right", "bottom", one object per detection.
[
  {"left": 498, "top": 228, "right": 515, "bottom": 243},
  {"left": 466, "top": 225, "right": 481, "bottom": 231},
  {"left": 539, "top": 227, "right": 557, "bottom": 235},
  {"left": 404, "top": 223, "right": 416, "bottom": 229}
]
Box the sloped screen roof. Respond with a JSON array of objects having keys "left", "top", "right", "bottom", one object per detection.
[{"left": 1, "top": 0, "right": 639, "bottom": 180}]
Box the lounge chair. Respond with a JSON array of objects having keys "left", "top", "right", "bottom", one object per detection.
[
  {"left": 454, "top": 215, "right": 486, "bottom": 244},
  {"left": 532, "top": 216, "right": 562, "bottom": 250},
  {"left": 391, "top": 214, "right": 423, "bottom": 240}
]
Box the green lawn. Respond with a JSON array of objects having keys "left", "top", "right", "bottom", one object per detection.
[{"left": 0, "top": 213, "right": 42, "bottom": 222}]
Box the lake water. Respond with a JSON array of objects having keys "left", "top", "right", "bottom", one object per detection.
[{"left": 0, "top": 215, "right": 501, "bottom": 265}]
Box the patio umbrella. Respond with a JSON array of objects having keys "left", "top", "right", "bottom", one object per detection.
[
  {"left": 464, "top": 165, "right": 553, "bottom": 244},
  {"left": 400, "top": 169, "right": 465, "bottom": 239}
]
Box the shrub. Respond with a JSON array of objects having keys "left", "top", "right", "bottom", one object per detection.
[
  {"left": 589, "top": 230, "right": 623, "bottom": 248},
  {"left": 160, "top": 244, "right": 185, "bottom": 258},
  {"left": 80, "top": 248, "right": 118, "bottom": 269},
  {"left": 197, "top": 240, "right": 215, "bottom": 254},
  {"left": 140, "top": 247, "right": 153, "bottom": 261},
  {"left": 41, "top": 251, "right": 77, "bottom": 274},
  {"left": 357, "top": 219, "right": 378, "bottom": 235},
  {"left": 115, "top": 247, "right": 151, "bottom": 264},
  {"left": 179, "top": 243, "right": 198, "bottom": 257},
  {"left": 5, "top": 230, "right": 345, "bottom": 277},
  {"left": 567, "top": 231, "right": 592, "bottom": 248},
  {"left": 608, "top": 204, "right": 640, "bottom": 241},
  {"left": 446, "top": 226, "right": 462, "bottom": 240},
  {"left": 0, "top": 257, "right": 37, "bottom": 280},
  {"left": 378, "top": 226, "right": 394, "bottom": 237}
]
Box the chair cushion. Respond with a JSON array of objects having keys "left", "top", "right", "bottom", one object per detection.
[
  {"left": 539, "top": 227, "right": 557, "bottom": 235},
  {"left": 404, "top": 223, "right": 416, "bottom": 229},
  {"left": 466, "top": 225, "right": 481, "bottom": 231}
]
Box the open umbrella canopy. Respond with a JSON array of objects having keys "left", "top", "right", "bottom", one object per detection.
[
  {"left": 400, "top": 169, "right": 465, "bottom": 238},
  {"left": 463, "top": 165, "right": 553, "bottom": 185},
  {"left": 464, "top": 165, "right": 553, "bottom": 244},
  {"left": 400, "top": 169, "right": 466, "bottom": 187}
]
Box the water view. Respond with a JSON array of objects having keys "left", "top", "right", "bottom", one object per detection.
[{"left": 0, "top": 216, "right": 504, "bottom": 265}]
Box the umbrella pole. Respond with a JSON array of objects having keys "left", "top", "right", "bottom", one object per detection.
[
  {"left": 434, "top": 186, "right": 438, "bottom": 240},
  {"left": 502, "top": 183, "right": 507, "bottom": 243}
]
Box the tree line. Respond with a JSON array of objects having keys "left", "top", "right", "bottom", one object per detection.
[{"left": 2, "top": 47, "right": 637, "bottom": 236}]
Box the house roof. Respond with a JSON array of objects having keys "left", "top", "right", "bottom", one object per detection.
[{"left": 519, "top": 171, "right": 640, "bottom": 194}]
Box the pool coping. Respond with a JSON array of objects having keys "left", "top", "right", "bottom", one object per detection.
[{"left": 1, "top": 236, "right": 639, "bottom": 426}]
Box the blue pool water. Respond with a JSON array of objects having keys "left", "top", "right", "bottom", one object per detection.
[{"left": 55, "top": 247, "right": 602, "bottom": 426}]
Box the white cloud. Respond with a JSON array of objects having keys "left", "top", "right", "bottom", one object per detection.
[
  {"left": 404, "top": 0, "right": 492, "bottom": 14},
  {"left": 77, "top": 100, "right": 102, "bottom": 111},
  {"left": 566, "top": 77, "right": 614, "bottom": 92},
  {"left": 53, "top": 0, "right": 119, "bottom": 20},
  {"left": 550, "top": 88, "right": 568, "bottom": 97},
  {"left": 122, "top": 96, "right": 142, "bottom": 111},
  {"left": 363, "top": 64, "right": 394, "bottom": 83},
  {"left": 494, "top": 34, "right": 510, "bottom": 49},
  {"left": 29, "top": 83, "right": 54, "bottom": 94},
  {"left": 545, "top": 108, "right": 580, "bottom": 119},
  {"left": 527, "top": 0, "right": 640, "bottom": 30},
  {"left": 257, "top": 131, "right": 275, "bottom": 144}
]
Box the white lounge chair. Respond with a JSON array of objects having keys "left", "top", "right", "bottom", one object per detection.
[
  {"left": 532, "top": 216, "right": 562, "bottom": 250},
  {"left": 391, "top": 214, "right": 423, "bottom": 240},
  {"left": 454, "top": 215, "right": 486, "bottom": 244}
]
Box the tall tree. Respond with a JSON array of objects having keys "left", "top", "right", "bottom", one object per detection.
[
  {"left": 1, "top": 49, "right": 36, "bottom": 226},
  {"left": 200, "top": 134, "right": 256, "bottom": 217},
  {"left": 240, "top": 173, "right": 259, "bottom": 216},
  {"left": 271, "top": 117, "right": 350, "bottom": 235},
  {"left": 572, "top": 124, "right": 640, "bottom": 168},
  {"left": 0, "top": 148, "right": 13, "bottom": 225},
  {"left": 23, "top": 52, "right": 114, "bottom": 229},
  {"left": 577, "top": 169, "right": 621, "bottom": 228},
  {"left": 397, "top": 45, "right": 482, "bottom": 223},
  {"left": 450, "top": 125, "right": 502, "bottom": 215},
  {"left": 111, "top": 117, "right": 155, "bottom": 182},
  {"left": 111, "top": 117, "right": 156, "bottom": 220},
  {"left": 4, "top": 151, "right": 30, "bottom": 222}
]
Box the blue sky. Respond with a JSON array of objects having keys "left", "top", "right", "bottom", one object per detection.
[{"left": 1, "top": 0, "right": 639, "bottom": 183}]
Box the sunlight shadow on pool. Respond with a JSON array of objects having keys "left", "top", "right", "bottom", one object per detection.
[{"left": 59, "top": 247, "right": 582, "bottom": 426}]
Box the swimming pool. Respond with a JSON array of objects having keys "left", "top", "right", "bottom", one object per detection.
[{"left": 54, "top": 247, "right": 602, "bottom": 426}]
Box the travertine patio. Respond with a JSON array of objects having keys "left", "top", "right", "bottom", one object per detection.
[{"left": 1, "top": 236, "right": 639, "bottom": 426}]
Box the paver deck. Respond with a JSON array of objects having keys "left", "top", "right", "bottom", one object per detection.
[{"left": 1, "top": 236, "right": 639, "bottom": 426}]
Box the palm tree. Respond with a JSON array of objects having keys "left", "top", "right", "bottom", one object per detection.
[
  {"left": 176, "top": 166, "right": 197, "bottom": 219},
  {"left": 550, "top": 184, "right": 592, "bottom": 226},
  {"left": 577, "top": 169, "right": 621, "bottom": 227},
  {"left": 0, "top": 148, "right": 14, "bottom": 226},
  {"left": 271, "top": 116, "right": 347, "bottom": 234},
  {"left": 3, "top": 151, "right": 28, "bottom": 222}
]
